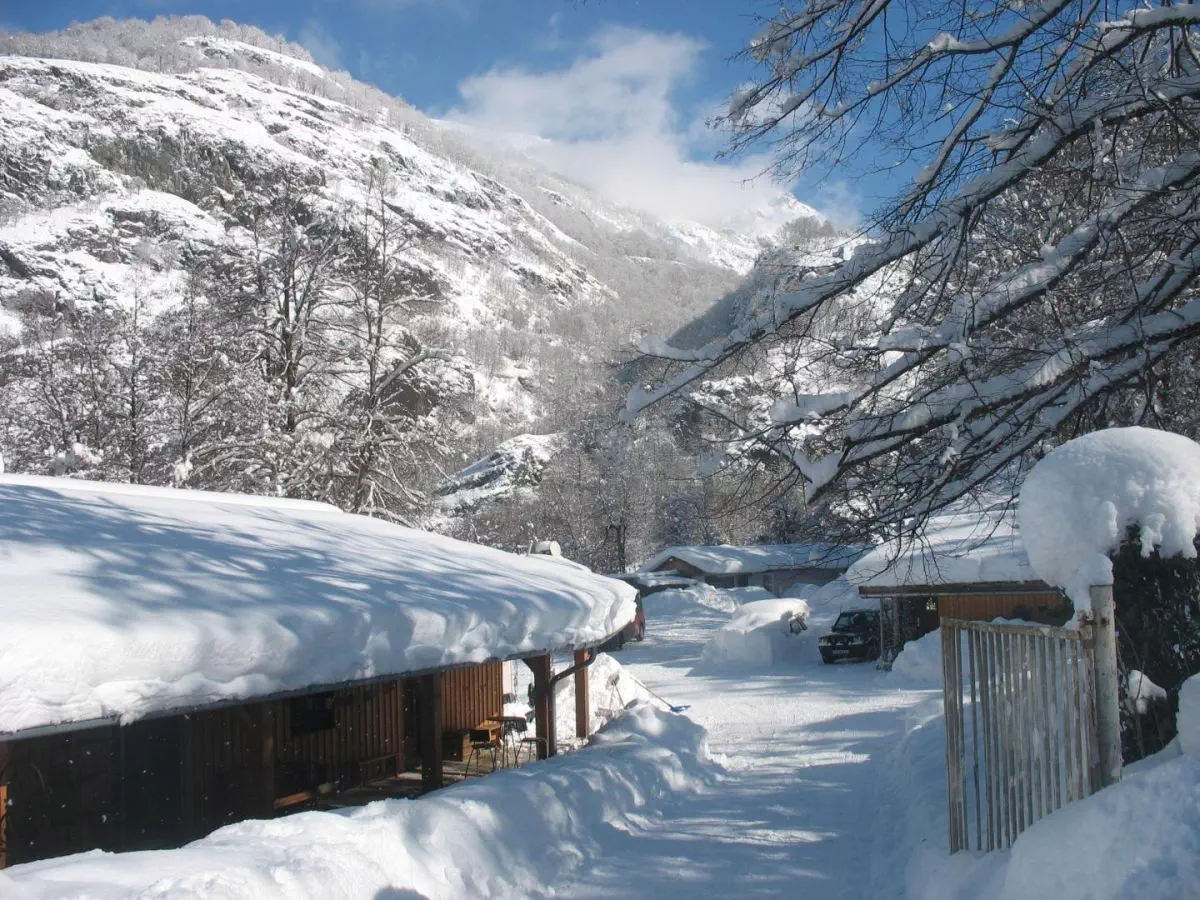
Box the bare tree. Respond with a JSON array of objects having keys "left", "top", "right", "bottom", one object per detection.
[{"left": 628, "top": 2, "right": 1200, "bottom": 537}]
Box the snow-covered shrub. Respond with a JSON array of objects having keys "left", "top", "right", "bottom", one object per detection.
[
  {"left": 1019, "top": 427, "right": 1200, "bottom": 612},
  {"left": 701, "top": 598, "right": 811, "bottom": 668}
]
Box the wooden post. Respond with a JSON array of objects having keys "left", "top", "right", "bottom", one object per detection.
[
  {"left": 0, "top": 740, "right": 8, "bottom": 870},
  {"left": 573, "top": 650, "right": 590, "bottom": 740},
  {"left": 259, "top": 704, "right": 276, "bottom": 817},
  {"left": 1088, "top": 584, "right": 1122, "bottom": 788},
  {"left": 527, "top": 654, "right": 555, "bottom": 759},
  {"left": 418, "top": 673, "right": 443, "bottom": 790}
]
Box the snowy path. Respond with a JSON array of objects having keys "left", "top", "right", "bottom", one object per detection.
[{"left": 553, "top": 599, "right": 940, "bottom": 899}]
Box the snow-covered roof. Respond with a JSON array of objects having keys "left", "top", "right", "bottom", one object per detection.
[
  {"left": 847, "top": 506, "right": 1041, "bottom": 590},
  {"left": 0, "top": 475, "right": 636, "bottom": 737},
  {"left": 641, "top": 543, "right": 870, "bottom": 576}
]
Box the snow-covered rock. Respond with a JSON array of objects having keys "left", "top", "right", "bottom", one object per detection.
[
  {"left": 1019, "top": 427, "right": 1200, "bottom": 611},
  {"left": 435, "top": 432, "right": 564, "bottom": 514},
  {"left": 701, "top": 598, "right": 812, "bottom": 668},
  {"left": 0, "top": 703, "right": 716, "bottom": 899}
]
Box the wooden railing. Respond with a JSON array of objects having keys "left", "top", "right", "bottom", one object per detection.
[{"left": 941, "top": 618, "right": 1100, "bottom": 852}]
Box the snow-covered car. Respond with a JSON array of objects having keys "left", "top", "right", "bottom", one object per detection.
[{"left": 818, "top": 609, "right": 881, "bottom": 663}]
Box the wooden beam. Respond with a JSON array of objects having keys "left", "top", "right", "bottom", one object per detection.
[
  {"left": 259, "top": 704, "right": 276, "bottom": 818},
  {"left": 417, "top": 674, "right": 443, "bottom": 790},
  {"left": 0, "top": 740, "right": 7, "bottom": 870},
  {"left": 526, "top": 654, "right": 555, "bottom": 759},
  {"left": 573, "top": 650, "right": 589, "bottom": 740}
]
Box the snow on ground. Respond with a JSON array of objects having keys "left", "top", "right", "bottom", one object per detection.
[
  {"left": 1019, "top": 427, "right": 1200, "bottom": 610},
  {"left": 0, "top": 475, "right": 634, "bottom": 735},
  {"left": 1, "top": 704, "right": 715, "bottom": 900}
]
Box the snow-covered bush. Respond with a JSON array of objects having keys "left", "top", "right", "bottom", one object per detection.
[
  {"left": 1019, "top": 427, "right": 1200, "bottom": 611},
  {"left": 701, "top": 598, "right": 811, "bottom": 668}
]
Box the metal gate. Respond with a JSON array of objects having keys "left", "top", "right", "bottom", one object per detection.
[{"left": 941, "top": 618, "right": 1100, "bottom": 852}]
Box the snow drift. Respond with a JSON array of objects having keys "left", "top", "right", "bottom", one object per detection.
[
  {"left": 0, "top": 704, "right": 716, "bottom": 899},
  {"left": 1019, "top": 427, "right": 1200, "bottom": 610},
  {"left": 0, "top": 475, "right": 635, "bottom": 735},
  {"left": 701, "top": 598, "right": 812, "bottom": 668}
]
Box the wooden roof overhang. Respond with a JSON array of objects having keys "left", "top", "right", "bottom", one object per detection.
[
  {"left": 0, "top": 629, "right": 625, "bottom": 743},
  {"left": 857, "top": 579, "right": 1061, "bottom": 599}
]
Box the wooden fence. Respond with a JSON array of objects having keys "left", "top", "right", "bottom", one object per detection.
[{"left": 941, "top": 618, "right": 1100, "bottom": 852}]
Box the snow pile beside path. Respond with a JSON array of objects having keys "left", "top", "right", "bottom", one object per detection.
[
  {"left": 889, "top": 628, "right": 947, "bottom": 684},
  {"left": 719, "top": 585, "right": 776, "bottom": 606},
  {"left": 1019, "top": 427, "right": 1200, "bottom": 611},
  {"left": 1179, "top": 674, "right": 1200, "bottom": 754},
  {"left": 2, "top": 704, "right": 715, "bottom": 900},
  {"left": 701, "top": 598, "right": 811, "bottom": 668},
  {"left": 783, "top": 576, "right": 860, "bottom": 625},
  {"left": 645, "top": 584, "right": 738, "bottom": 615},
  {"left": 997, "top": 754, "right": 1200, "bottom": 900},
  {"left": 553, "top": 653, "right": 657, "bottom": 748}
]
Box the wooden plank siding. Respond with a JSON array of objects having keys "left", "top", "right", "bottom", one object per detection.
[
  {"left": 938, "top": 592, "right": 1065, "bottom": 624},
  {"left": 440, "top": 663, "right": 504, "bottom": 731},
  {"left": 0, "top": 661, "right": 506, "bottom": 868}
]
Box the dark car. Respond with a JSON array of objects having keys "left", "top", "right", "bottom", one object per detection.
[
  {"left": 600, "top": 596, "right": 645, "bottom": 651},
  {"left": 819, "top": 609, "right": 881, "bottom": 663}
]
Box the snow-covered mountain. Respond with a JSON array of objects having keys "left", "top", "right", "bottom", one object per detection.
[
  {"left": 0, "top": 16, "right": 818, "bottom": 526},
  {"left": 0, "top": 23, "right": 812, "bottom": 389}
]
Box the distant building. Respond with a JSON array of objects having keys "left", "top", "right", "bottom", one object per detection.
[
  {"left": 640, "top": 543, "right": 870, "bottom": 596},
  {"left": 847, "top": 505, "right": 1068, "bottom": 665},
  {"left": 0, "top": 476, "right": 632, "bottom": 868}
]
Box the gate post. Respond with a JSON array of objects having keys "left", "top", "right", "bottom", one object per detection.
[{"left": 1088, "top": 584, "right": 1122, "bottom": 788}]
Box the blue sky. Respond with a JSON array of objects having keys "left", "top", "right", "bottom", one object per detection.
[{"left": 3, "top": 1, "right": 904, "bottom": 226}]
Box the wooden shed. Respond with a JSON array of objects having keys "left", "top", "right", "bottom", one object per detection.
[
  {"left": 0, "top": 476, "right": 632, "bottom": 868},
  {"left": 847, "top": 507, "right": 1070, "bottom": 665}
]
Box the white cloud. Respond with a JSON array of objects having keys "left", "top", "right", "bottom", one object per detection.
[
  {"left": 446, "top": 26, "right": 809, "bottom": 229},
  {"left": 298, "top": 19, "right": 342, "bottom": 71}
]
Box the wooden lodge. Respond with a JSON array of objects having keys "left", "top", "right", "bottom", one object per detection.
[{"left": 0, "top": 476, "right": 632, "bottom": 869}]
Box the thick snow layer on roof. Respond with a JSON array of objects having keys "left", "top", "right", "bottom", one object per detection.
[
  {"left": 0, "top": 475, "right": 635, "bottom": 736},
  {"left": 1, "top": 703, "right": 713, "bottom": 899},
  {"left": 640, "top": 542, "right": 869, "bottom": 575},
  {"left": 1019, "top": 427, "right": 1200, "bottom": 611},
  {"left": 847, "top": 505, "right": 1038, "bottom": 588}
]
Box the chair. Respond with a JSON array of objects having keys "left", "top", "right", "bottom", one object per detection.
[
  {"left": 516, "top": 735, "right": 547, "bottom": 765},
  {"left": 464, "top": 726, "right": 501, "bottom": 777}
]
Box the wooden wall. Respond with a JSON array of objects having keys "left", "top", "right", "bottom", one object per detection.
[
  {"left": 0, "top": 661, "right": 505, "bottom": 868},
  {"left": 441, "top": 663, "right": 504, "bottom": 731},
  {"left": 938, "top": 591, "right": 1066, "bottom": 623}
]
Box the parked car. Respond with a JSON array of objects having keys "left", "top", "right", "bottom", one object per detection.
[
  {"left": 600, "top": 596, "right": 645, "bottom": 651},
  {"left": 819, "top": 609, "right": 881, "bottom": 663}
]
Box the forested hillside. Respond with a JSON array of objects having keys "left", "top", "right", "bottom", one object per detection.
[{"left": 0, "top": 16, "right": 830, "bottom": 563}]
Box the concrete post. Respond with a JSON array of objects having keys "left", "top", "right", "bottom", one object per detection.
[{"left": 1089, "top": 584, "right": 1122, "bottom": 788}]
